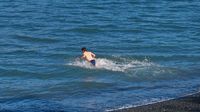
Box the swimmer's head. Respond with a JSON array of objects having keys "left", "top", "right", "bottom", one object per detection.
[{"left": 81, "top": 47, "right": 87, "bottom": 52}]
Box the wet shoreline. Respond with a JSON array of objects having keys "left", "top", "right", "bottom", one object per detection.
[{"left": 114, "top": 92, "right": 200, "bottom": 112}]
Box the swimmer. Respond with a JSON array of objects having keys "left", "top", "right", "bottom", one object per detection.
[{"left": 81, "top": 47, "right": 96, "bottom": 66}]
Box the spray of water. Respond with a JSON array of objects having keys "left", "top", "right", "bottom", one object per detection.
[{"left": 67, "top": 58, "right": 155, "bottom": 72}]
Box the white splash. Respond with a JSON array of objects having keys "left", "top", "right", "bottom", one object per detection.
[
  {"left": 67, "top": 58, "right": 155, "bottom": 72},
  {"left": 105, "top": 97, "right": 172, "bottom": 112}
]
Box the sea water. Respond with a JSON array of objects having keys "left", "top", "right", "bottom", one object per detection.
[{"left": 0, "top": 0, "right": 200, "bottom": 112}]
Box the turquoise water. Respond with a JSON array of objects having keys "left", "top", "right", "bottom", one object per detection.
[{"left": 0, "top": 0, "right": 200, "bottom": 111}]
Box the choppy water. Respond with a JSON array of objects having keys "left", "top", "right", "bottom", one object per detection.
[{"left": 0, "top": 0, "right": 200, "bottom": 112}]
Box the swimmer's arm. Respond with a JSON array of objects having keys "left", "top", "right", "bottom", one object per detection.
[
  {"left": 81, "top": 54, "right": 86, "bottom": 59},
  {"left": 81, "top": 56, "right": 90, "bottom": 62},
  {"left": 91, "top": 52, "right": 96, "bottom": 58},
  {"left": 81, "top": 55, "right": 90, "bottom": 61}
]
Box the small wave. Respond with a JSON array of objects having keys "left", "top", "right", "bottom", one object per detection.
[
  {"left": 14, "top": 34, "right": 60, "bottom": 43},
  {"left": 106, "top": 97, "right": 172, "bottom": 112},
  {"left": 66, "top": 27, "right": 102, "bottom": 33},
  {"left": 67, "top": 58, "right": 155, "bottom": 72},
  {"left": 3, "top": 48, "right": 38, "bottom": 54}
]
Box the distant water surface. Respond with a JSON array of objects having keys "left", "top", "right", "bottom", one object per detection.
[{"left": 0, "top": 0, "right": 200, "bottom": 112}]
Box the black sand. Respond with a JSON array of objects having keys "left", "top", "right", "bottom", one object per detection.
[{"left": 114, "top": 92, "right": 200, "bottom": 112}]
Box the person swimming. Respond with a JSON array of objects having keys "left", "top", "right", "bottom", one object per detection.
[{"left": 81, "top": 47, "right": 96, "bottom": 66}]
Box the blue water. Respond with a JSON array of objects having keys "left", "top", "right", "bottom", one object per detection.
[{"left": 0, "top": 0, "right": 200, "bottom": 112}]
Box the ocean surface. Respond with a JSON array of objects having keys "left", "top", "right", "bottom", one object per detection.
[{"left": 0, "top": 0, "right": 200, "bottom": 112}]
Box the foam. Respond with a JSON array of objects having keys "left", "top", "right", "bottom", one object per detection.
[
  {"left": 67, "top": 58, "right": 155, "bottom": 72},
  {"left": 105, "top": 97, "right": 172, "bottom": 112}
]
